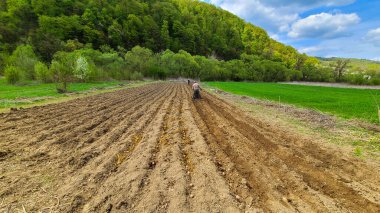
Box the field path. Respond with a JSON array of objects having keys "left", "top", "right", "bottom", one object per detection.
[{"left": 1, "top": 82, "right": 380, "bottom": 212}]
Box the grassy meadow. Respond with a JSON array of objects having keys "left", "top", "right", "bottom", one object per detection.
[
  {"left": 207, "top": 82, "right": 380, "bottom": 123},
  {"left": 0, "top": 78, "right": 126, "bottom": 109}
]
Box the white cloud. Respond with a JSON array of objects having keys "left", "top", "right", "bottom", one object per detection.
[
  {"left": 203, "top": 0, "right": 380, "bottom": 60},
  {"left": 364, "top": 28, "right": 380, "bottom": 46},
  {"left": 288, "top": 13, "right": 360, "bottom": 39},
  {"left": 299, "top": 46, "right": 322, "bottom": 54},
  {"left": 209, "top": 0, "right": 223, "bottom": 5},
  {"left": 211, "top": 0, "right": 298, "bottom": 32},
  {"left": 372, "top": 57, "right": 380, "bottom": 62},
  {"left": 204, "top": 0, "right": 356, "bottom": 32},
  {"left": 262, "top": 0, "right": 355, "bottom": 8},
  {"left": 269, "top": 34, "right": 280, "bottom": 40},
  {"left": 292, "top": 35, "right": 380, "bottom": 59}
]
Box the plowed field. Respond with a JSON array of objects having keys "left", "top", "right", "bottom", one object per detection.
[{"left": 1, "top": 82, "right": 380, "bottom": 212}]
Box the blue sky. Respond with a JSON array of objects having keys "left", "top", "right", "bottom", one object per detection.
[{"left": 201, "top": 0, "right": 380, "bottom": 60}]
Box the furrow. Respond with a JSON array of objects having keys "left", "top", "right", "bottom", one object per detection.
[{"left": 202, "top": 91, "right": 380, "bottom": 212}]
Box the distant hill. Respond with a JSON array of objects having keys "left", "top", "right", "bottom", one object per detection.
[
  {"left": 0, "top": 0, "right": 309, "bottom": 67},
  {"left": 317, "top": 57, "right": 380, "bottom": 73},
  {"left": 318, "top": 57, "right": 380, "bottom": 64}
]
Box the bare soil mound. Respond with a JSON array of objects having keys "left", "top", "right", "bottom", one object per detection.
[{"left": 1, "top": 83, "right": 379, "bottom": 212}]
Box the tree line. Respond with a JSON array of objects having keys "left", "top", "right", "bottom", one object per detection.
[{"left": 2, "top": 45, "right": 306, "bottom": 90}]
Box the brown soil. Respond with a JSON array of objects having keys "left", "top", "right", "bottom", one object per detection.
[{"left": 0, "top": 82, "right": 379, "bottom": 212}]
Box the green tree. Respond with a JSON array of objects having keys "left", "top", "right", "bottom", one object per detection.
[
  {"left": 50, "top": 51, "right": 76, "bottom": 92},
  {"left": 142, "top": 15, "right": 160, "bottom": 51},
  {"left": 131, "top": 71, "right": 144, "bottom": 80},
  {"left": 7, "top": 44, "right": 38, "bottom": 80},
  {"left": 242, "top": 24, "right": 270, "bottom": 56},
  {"left": 38, "top": 15, "right": 82, "bottom": 40},
  {"left": 160, "top": 20, "right": 171, "bottom": 50},
  {"left": 224, "top": 59, "right": 247, "bottom": 81},
  {"left": 65, "top": 39, "right": 84, "bottom": 52},
  {"left": 74, "top": 55, "right": 92, "bottom": 82},
  {"left": 124, "top": 46, "right": 153, "bottom": 75},
  {"left": 171, "top": 50, "right": 199, "bottom": 78},
  {"left": 332, "top": 59, "right": 350, "bottom": 81},
  {"left": 31, "top": 0, "right": 62, "bottom": 16},
  {"left": 108, "top": 20, "right": 123, "bottom": 48},
  {"left": 123, "top": 14, "right": 143, "bottom": 48},
  {"left": 32, "top": 32, "right": 64, "bottom": 61},
  {"left": 35, "top": 61, "right": 52, "bottom": 83}
]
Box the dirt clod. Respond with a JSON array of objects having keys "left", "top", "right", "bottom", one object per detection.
[
  {"left": 69, "top": 195, "right": 84, "bottom": 212},
  {"left": 241, "top": 178, "right": 247, "bottom": 185},
  {"left": 0, "top": 150, "right": 13, "bottom": 160},
  {"left": 106, "top": 203, "right": 113, "bottom": 213},
  {"left": 116, "top": 201, "right": 128, "bottom": 209}
]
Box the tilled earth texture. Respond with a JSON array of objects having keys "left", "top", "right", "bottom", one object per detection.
[{"left": 1, "top": 82, "right": 380, "bottom": 213}]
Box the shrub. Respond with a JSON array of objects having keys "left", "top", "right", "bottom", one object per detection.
[
  {"left": 74, "top": 56, "right": 91, "bottom": 81},
  {"left": 125, "top": 46, "right": 153, "bottom": 74},
  {"left": 35, "top": 62, "right": 52, "bottom": 83},
  {"left": 7, "top": 45, "right": 38, "bottom": 80},
  {"left": 50, "top": 60, "right": 70, "bottom": 92},
  {"left": 130, "top": 72, "right": 144, "bottom": 81},
  {"left": 50, "top": 51, "right": 76, "bottom": 92},
  {"left": 370, "top": 78, "right": 380, "bottom": 86},
  {"left": 149, "top": 66, "right": 167, "bottom": 80},
  {"left": 4, "top": 66, "right": 21, "bottom": 84},
  {"left": 290, "top": 69, "right": 303, "bottom": 81},
  {"left": 346, "top": 74, "right": 368, "bottom": 85}
]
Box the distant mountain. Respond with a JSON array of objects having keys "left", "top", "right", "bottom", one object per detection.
[{"left": 317, "top": 57, "right": 380, "bottom": 64}]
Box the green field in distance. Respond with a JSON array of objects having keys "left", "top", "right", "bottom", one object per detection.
[{"left": 207, "top": 82, "right": 380, "bottom": 123}]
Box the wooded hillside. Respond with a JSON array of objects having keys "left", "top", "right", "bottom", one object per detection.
[
  {"left": 0, "top": 0, "right": 307, "bottom": 65},
  {"left": 3, "top": 0, "right": 377, "bottom": 86}
]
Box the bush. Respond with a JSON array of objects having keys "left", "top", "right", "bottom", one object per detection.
[
  {"left": 5, "top": 66, "right": 21, "bottom": 84},
  {"left": 74, "top": 56, "right": 91, "bottom": 81},
  {"left": 290, "top": 69, "right": 303, "bottom": 81},
  {"left": 130, "top": 72, "right": 144, "bottom": 81},
  {"left": 125, "top": 46, "right": 154, "bottom": 75},
  {"left": 7, "top": 45, "right": 38, "bottom": 80},
  {"left": 149, "top": 66, "right": 167, "bottom": 80},
  {"left": 50, "top": 51, "right": 76, "bottom": 92},
  {"left": 370, "top": 78, "right": 380, "bottom": 86},
  {"left": 346, "top": 74, "right": 372, "bottom": 85},
  {"left": 35, "top": 62, "right": 52, "bottom": 83}
]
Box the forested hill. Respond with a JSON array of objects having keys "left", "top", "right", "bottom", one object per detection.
[
  {"left": 0, "top": 0, "right": 304, "bottom": 64},
  {"left": 7, "top": 0, "right": 366, "bottom": 87}
]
